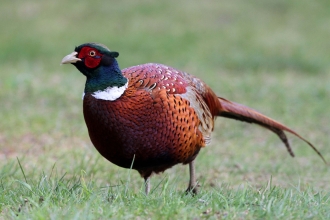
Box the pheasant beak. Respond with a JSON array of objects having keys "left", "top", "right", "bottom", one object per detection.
[{"left": 61, "top": 52, "right": 81, "bottom": 65}]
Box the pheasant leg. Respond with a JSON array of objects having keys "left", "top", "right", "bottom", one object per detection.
[
  {"left": 144, "top": 176, "right": 150, "bottom": 195},
  {"left": 186, "top": 160, "right": 198, "bottom": 194}
]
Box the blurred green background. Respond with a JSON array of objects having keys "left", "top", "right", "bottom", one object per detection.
[{"left": 0, "top": 0, "right": 329, "bottom": 193}]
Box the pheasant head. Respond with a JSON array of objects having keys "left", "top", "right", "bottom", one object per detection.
[{"left": 61, "top": 43, "right": 128, "bottom": 100}]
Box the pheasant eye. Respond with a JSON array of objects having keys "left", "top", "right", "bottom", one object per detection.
[{"left": 89, "top": 50, "right": 96, "bottom": 57}]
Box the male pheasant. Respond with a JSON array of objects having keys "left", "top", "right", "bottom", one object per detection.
[{"left": 61, "top": 43, "right": 325, "bottom": 194}]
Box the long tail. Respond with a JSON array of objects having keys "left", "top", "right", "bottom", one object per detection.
[{"left": 217, "top": 97, "right": 326, "bottom": 163}]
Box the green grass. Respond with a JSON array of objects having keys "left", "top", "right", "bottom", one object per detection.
[
  {"left": 1, "top": 0, "right": 330, "bottom": 219},
  {"left": 2, "top": 170, "right": 330, "bottom": 219}
]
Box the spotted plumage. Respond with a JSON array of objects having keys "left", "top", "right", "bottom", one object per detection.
[{"left": 61, "top": 43, "right": 326, "bottom": 194}]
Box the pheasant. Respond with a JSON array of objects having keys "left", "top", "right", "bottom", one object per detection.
[{"left": 61, "top": 42, "right": 325, "bottom": 194}]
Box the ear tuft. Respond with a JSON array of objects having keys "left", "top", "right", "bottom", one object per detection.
[{"left": 110, "top": 52, "right": 119, "bottom": 58}]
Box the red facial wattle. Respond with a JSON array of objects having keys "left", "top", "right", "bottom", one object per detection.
[{"left": 78, "top": 46, "right": 102, "bottom": 68}]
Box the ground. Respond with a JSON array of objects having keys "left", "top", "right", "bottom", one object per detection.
[{"left": 0, "top": 0, "right": 329, "bottom": 219}]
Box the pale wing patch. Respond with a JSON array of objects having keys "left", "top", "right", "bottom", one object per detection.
[{"left": 179, "top": 86, "right": 213, "bottom": 145}]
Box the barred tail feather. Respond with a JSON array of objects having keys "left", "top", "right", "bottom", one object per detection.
[{"left": 217, "top": 97, "right": 326, "bottom": 164}]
